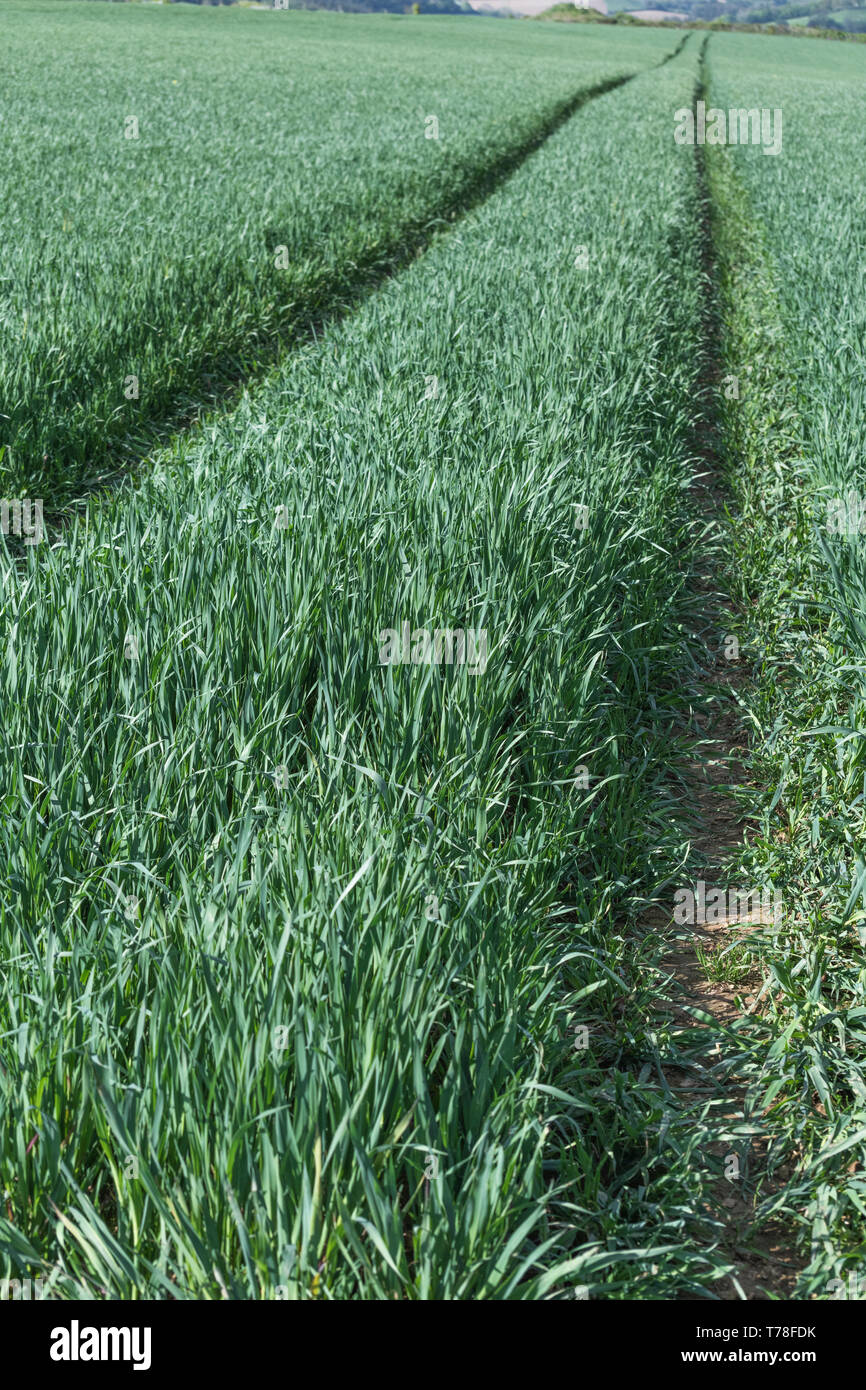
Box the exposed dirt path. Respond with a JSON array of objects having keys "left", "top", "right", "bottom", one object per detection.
[
  {"left": 653, "top": 81, "right": 802, "bottom": 1299},
  {"left": 660, "top": 467, "right": 800, "bottom": 1301}
]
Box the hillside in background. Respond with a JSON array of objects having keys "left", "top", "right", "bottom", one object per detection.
[
  {"left": 288, "top": 0, "right": 472, "bottom": 11},
  {"left": 148, "top": 0, "right": 477, "bottom": 12},
  {"left": 76, "top": 0, "right": 866, "bottom": 19},
  {"left": 538, "top": 0, "right": 866, "bottom": 24}
]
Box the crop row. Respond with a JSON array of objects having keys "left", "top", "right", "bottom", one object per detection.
[
  {"left": 0, "top": 2, "right": 676, "bottom": 505},
  {"left": 705, "top": 32, "right": 866, "bottom": 1292},
  {"left": 0, "top": 38, "right": 725, "bottom": 1298}
]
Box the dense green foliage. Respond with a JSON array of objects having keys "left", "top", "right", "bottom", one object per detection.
[
  {"left": 0, "top": 3, "right": 671, "bottom": 506},
  {"left": 2, "top": 3, "right": 864, "bottom": 1302},
  {"left": 705, "top": 32, "right": 866, "bottom": 1291},
  {"left": 0, "top": 27, "right": 734, "bottom": 1298}
]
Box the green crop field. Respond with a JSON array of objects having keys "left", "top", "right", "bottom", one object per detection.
[
  {"left": 704, "top": 32, "right": 866, "bottom": 1294},
  {"left": 1, "top": 0, "right": 865, "bottom": 1319},
  {"left": 0, "top": 4, "right": 674, "bottom": 505}
]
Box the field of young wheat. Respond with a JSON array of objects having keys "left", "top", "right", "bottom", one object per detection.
[{"left": 1, "top": 0, "right": 864, "bottom": 1308}]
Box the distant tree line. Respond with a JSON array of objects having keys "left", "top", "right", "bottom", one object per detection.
[{"left": 121, "top": 0, "right": 474, "bottom": 10}]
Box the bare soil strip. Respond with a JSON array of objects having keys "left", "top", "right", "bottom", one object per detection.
[
  {"left": 662, "top": 468, "right": 800, "bottom": 1300},
  {"left": 655, "top": 74, "right": 802, "bottom": 1299}
]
